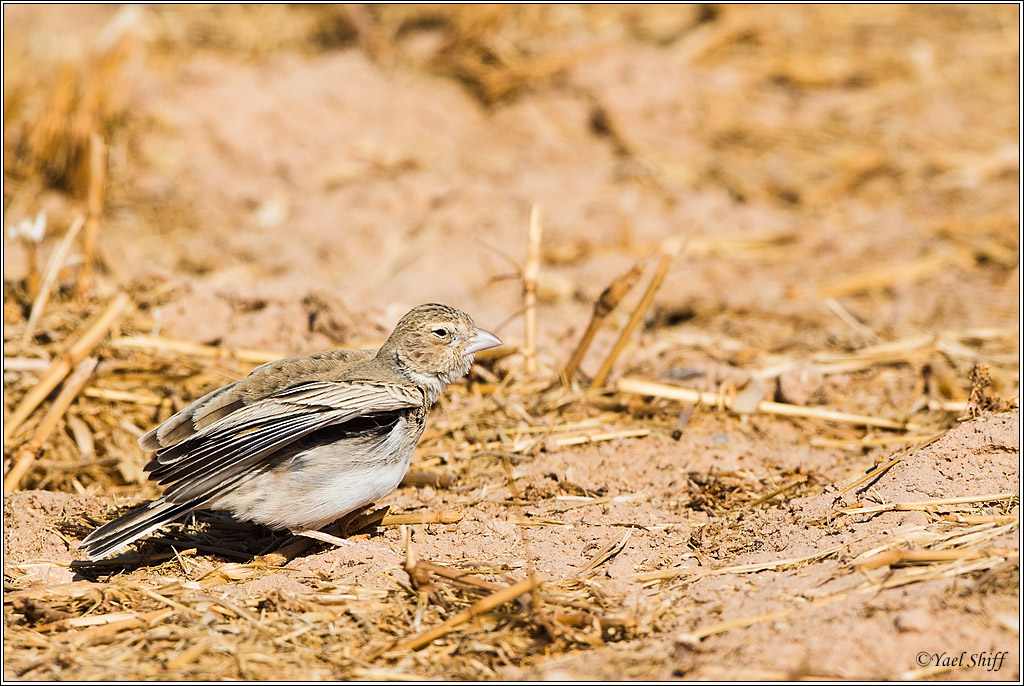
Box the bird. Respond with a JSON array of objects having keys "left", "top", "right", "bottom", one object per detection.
[{"left": 79, "top": 303, "right": 501, "bottom": 561}]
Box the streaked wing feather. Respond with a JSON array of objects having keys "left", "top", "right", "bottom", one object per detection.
[
  {"left": 141, "top": 380, "right": 242, "bottom": 451},
  {"left": 158, "top": 410, "right": 345, "bottom": 501},
  {"left": 152, "top": 381, "right": 421, "bottom": 467},
  {"left": 144, "top": 380, "right": 422, "bottom": 504},
  {"left": 271, "top": 380, "right": 423, "bottom": 407},
  {"left": 141, "top": 349, "right": 377, "bottom": 452}
]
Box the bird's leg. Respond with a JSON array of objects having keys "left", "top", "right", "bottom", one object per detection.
[
  {"left": 285, "top": 505, "right": 392, "bottom": 552},
  {"left": 290, "top": 528, "right": 356, "bottom": 548}
]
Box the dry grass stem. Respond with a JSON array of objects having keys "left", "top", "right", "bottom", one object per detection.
[
  {"left": 36, "top": 608, "right": 161, "bottom": 634},
  {"left": 82, "top": 387, "right": 163, "bottom": 405},
  {"left": 77, "top": 132, "right": 107, "bottom": 297},
  {"left": 5, "top": 356, "right": 98, "bottom": 491},
  {"left": 379, "top": 512, "right": 464, "bottom": 526},
  {"left": 837, "top": 492, "right": 1018, "bottom": 517},
  {"left": 523, "top": 204, "right": 542, "bottom": 376},
  {"left": 930, "top": 399, "right": 969, "bottom": 413},
  {"left": 4, "top": 292, "right": 131, "bottom": 442},
  {"left": 824, "top": 297, "right": 878, "bottom": 340},
  {"left": 811, "top": 433, "right": 943, "bottom": 448},
  {"left": 70, "top": 549, "right": 193, "bottom": 568},
  {"left": 4, "top": 579, "right": 104, "bottom": 602},
  {"left": 545, "top": 427, "right": 650, "bottom": 449},
  {"left": 939, "top": 514, "right": 1018, "bottom": 525},
  {"left": 410, "top": 560, "right": 625, "bottom": 624},
  {"left": 854, "top": 547, "right": 1004, "bottom": 571},
  {"left": 850, "top": 522, "right": 1016, "bottom": 565},
  {"left": 617, "top": 377, "right": 911, "bottom": 430},
  {"left": 349, "top": 668, "right": 429, "bottom": 682},
  {"left": 385, "top": 573, "right": 544, "bottom": 654},
  {"left": 107, "top": 335, "right": 283, "bottom": 365},
  {"left": 746, "top": 475, "right": 809, "bottom": 508},
  {"left": 413, "top": 560, "right": 506, "bottom": 593},
  {"left": 818, "top": 252, "right": 950, "bottom": 298},
  {"left": 474, "top": 343, "right": 519, "bottom": 362},
  {"left": 9, "top": 211, "right": 47, "bottom": 300},
  {"left": 810, "top": 333, "right": 937, "bottom": 374},
  {"left": 637, "top": 544, "right": 845, "bottom": 584},
  {"left": 562, "top": 262, "right": 644, "bottom": 381},
  {"left": 581, "top": 530, "right": 632, "bottom": 572},
  {"left": 837, "top": 456, "right": 903, "bottom": 495},
  {"left": 834, "top": 434, "right": 944, "bottom": 494},
  {"left": 804, "top": 329, "right": 1018, "bottom": 377},
  {"left": 3, "top": 357, "right": 53, "bottom": 372},
  {"left": 676, "top": 608, "right": 794, "bottom": 644},
  {"left": 545, "top": 492, "right": 646, "bottom": 511},
  {"left": 22, "top": 215, "right": 85, "bottom": 346},
  {"left": 685, "top": 230, "right": 797, "bottom": 258},
  {"left": 591, "top": 237, "right": 684, "bottom": 388},
  {"left": 671, "top": 404, "right": 695, "bottom": 440},
  {"left": 25, "top": 242, "right": 41, "bottom": 302}
]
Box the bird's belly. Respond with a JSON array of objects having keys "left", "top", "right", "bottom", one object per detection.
[{"left": 209, "top": 419, "right": 418, "bottom": 531}]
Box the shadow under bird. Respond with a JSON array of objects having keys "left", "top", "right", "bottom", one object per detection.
[{"left": 79, "top": 303, "right": 501, "bottom": 560}]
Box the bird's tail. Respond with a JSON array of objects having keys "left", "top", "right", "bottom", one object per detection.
[{"left": 78, "top": 498, "right": 199, "bottom": 561}]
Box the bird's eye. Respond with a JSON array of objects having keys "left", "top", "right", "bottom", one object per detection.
[{"left": 432, "top": 328, "right": 449, "bottom": 338}]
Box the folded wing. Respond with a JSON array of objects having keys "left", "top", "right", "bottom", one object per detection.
[{"left": 144, "top": 380, "right": 423, "bottom": 504}]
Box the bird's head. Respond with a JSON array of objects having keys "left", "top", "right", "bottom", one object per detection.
[{"left": 380, "top": 303, "right": 501, "bottom": 400}]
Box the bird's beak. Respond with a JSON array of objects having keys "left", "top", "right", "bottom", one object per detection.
[{"left": 464, "top": 327, "right": 502, "bottom": 355}]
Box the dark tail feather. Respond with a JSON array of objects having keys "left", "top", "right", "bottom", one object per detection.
[{"left": 78, "top": 499, "right": 200, "bottom": 561}]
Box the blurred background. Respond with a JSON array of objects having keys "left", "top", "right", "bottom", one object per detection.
[{"left": 4, "top": 3, "right": 1019, "bottom": 378}]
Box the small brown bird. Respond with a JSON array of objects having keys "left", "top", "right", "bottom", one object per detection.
[{"left": 79, "top": 303, "right": 501, "bottom": 560}]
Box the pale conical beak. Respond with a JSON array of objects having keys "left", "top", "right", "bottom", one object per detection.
[{"left": 464, "top": 327, "right": 502, "bottom": 355}]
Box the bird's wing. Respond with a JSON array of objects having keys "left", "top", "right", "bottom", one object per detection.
[
  {"left": 144, "top": 379, "right": 423, "bottom": 504},
  {"left": 140, "top": 348, "right": 376, "bottom": 451}
]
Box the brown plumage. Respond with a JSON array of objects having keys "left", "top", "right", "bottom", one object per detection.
[{"left": 79, "top": 303, "right": 501, "bottom": 560}]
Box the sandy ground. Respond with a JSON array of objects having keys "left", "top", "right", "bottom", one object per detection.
[{"left": 3, "top": 5, "right": 1020, "bottom": 681}]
